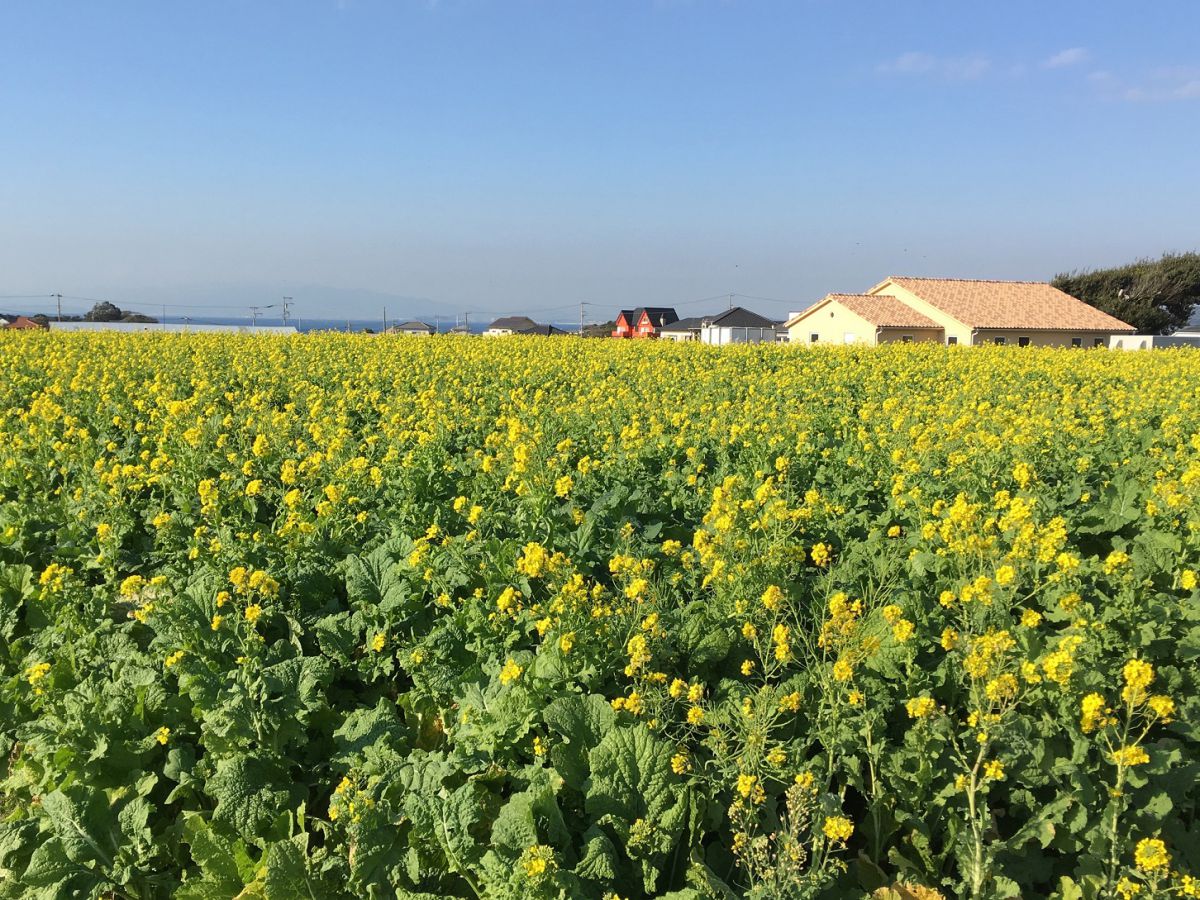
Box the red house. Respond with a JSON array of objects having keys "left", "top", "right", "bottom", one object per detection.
[
  {"left": 611, "top": 309, "right": 637, "bottom": 338},
  {"left": 611, "top": 307, "right": 678, "bottom": 339}
]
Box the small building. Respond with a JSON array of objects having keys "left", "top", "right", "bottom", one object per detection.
[
  {"left": 785, "top": 294, "right": 945, "bottom": 346},
  {"left": 1110, "top": 333, "right": 1200, "bottom": 350},
  {"left": 7, "top": 316, "right": 48, "bottom": 330},
  {"left": 518, "top": 324, "right": 571, "bottom": 336},
  {"left": 388, "top": 320, "right": 435, "bottom": 336},
  {"left": 611, "top": 307, "right": 678, "bottom": 339},
  {"left": 659, "top": 316, "right": 703, "bottom": 342},
  {"left": 699, "top": 307, "right": 780, "bottom": 345},
  {"left": 485, "top": 316, "right": 540, "bottom": 336}
]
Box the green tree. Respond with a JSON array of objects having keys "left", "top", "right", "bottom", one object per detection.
[{"left": 1053, "top": 251, "right": 1200, "bottom": 334}]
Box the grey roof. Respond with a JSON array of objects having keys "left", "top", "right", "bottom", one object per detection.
[
  {"left": 518, "top": 324, "right": 571, "bottom": 336},
  {"left": 488, "top": 316, "right": 540, "bottom": 331},
  {"left": 631, "top": 307, "right": 679, "bottom": 328},
  {"left": 660, "top": 316, "right": 703, "bottom": 332},
  {"left": 701, "top": 306, "right": 779, "bottom": 329},
  {"left": 392, "top": 320, "right": 433, "bottom": 332}
]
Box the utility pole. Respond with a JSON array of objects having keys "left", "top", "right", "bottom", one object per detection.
[
  {"left": 250, "top": 306, "right": 260, "bottom": 327},
  {"left": 464, "top": 312, "right": 469, "bottom": 333},
  {"left": 728, "top": 292, "right": 734, "bottom": 311},
  {"left": 383, "top": 306, "right": 388, "bottom": 333},
  {"left": 281, "top": 297, "right": 293, "bottom": 326},
  {"left": 54, "top": 293, "right": 62, "bottom": 321},
  {"left": 580, "top": 301, "right": 585, "bottom": 337},
  {"left": 162, "top": 304, "right": 167, "bottom": 330},
  {"left": 435, "top": 314, "right": 440, "bottom": 334}
]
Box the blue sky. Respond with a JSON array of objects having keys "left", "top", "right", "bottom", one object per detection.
[{"left": 1, "top": 1, "right": 1197, "bottom": 322}]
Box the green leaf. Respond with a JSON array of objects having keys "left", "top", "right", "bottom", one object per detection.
[
  {"left": 333, "top": 698, "right": 409, "bottom": 765},
  {"left": 181, "top": 813, "right": 247, "bottom": 892},
  {"left": 573, "top": 825, "right": 619, "bottom": 885},
  {"left": 40, "top": 788, "right": 117, "bottom": 867},
  {"left": 345, "top": 537, "right": 413, "bottom": 611},
  {"left": 490, "top": 778, "right": 569, "bottom": 855},
  {"left": 543, "top": 694, "right": 615, "bottom": 791},
  {"left": 584, "top": 724, "right": 690, "bottom": 893},
  {"left": 263, "top": 834, "right": 338, "bottom": 898},
  {"left": 208, "top": 755, "right": 301, "bottom": 839}
]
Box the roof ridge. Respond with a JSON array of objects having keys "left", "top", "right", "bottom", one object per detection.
[{"left": 888, "top": 275, "right": 1051, "bottom": 285}]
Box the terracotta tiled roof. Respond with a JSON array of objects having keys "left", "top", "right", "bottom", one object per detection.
[
  {"left": 874, "top": 277, "right": 1135, "bottom": 332},
  {"left": 826, "top": 294, "right": 942, "bottom": 329},
  {"left": 784, "top": 294, "right": 942, "bottom": 329}
]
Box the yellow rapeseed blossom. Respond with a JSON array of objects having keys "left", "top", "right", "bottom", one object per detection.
[
  {"left": 1134, "top": 837, "right": 1170, "bottom": 872},
  {"left": 1111, "top": 746, "right": 1150, "bottom": 767},
  {"left": 1122, "top": 659, "right": 1154, "bottom": 705},
  {"left": 499, "top": 658, "right": 523, "bottom": 685},
  {"left": 822, "top": 816, "right": 853, "bottom": 843},
  {"left": 760, "top": 584, "right": 783, "bottom": 610},
  {"left": 906, "top": 696, "right": 936, "bottom": 719}
]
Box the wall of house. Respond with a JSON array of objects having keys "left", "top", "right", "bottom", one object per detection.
[
  {"left": 972, "top": 330, "right": 1116, "bottom": 348},
  {"left": 700, "top": 325, "right": 776, "bottom": 345},
  {"left": 877, "top": 327, "right": 945, "bottom": 344},
  {"left": 786, "top": 302, "right": 879, "bottom": 345},
  {"left": 1111, "top": 335, "right": 1200, "bottom": 350},
  {"left": 660, "top": 331, "right": 695, "bottom": 342},
  {"left": 868, "top": 282, "right": 974, "bottom": 345}
]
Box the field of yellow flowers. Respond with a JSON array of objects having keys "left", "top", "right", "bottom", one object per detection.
[{"left": 1, "top": 332, "right": 1198, "bottom": 899}]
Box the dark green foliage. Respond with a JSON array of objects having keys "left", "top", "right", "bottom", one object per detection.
[{"left": 1053, "top": 251, "right": 1200, "bottom": 333}]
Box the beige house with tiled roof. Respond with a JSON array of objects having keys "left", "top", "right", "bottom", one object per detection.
[
  {"left": 786, "top": 277, "right": 1135, "bottom": 347},
  {"left": 785, "top": 293, "right": 944, "bottom": 345}
]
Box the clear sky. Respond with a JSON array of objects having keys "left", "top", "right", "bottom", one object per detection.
[{"left": 1, "top": 1, "right": 1197, "bottom": 323}]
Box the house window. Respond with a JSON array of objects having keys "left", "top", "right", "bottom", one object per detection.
[
  {"left": 993, "top": 336, "right": 1006, "bottom": 346},
  {"left": 1018, "top": 336, "right": 1030, "bottom": 347},
  {"left": 901, "top": 335, "right": 913, "bottom": 343},
  {"left": 810, "top": 333, "right": 819, "bottom": 343},
  {"left": 1094, "top": 337, "right": 1105, "bottom": 347},
  {"left": 946, "top": 336, "right": 958, "bottom": 346},
  {"left": 1071, "top": 337, "right": 1082, "bottom": 347}
]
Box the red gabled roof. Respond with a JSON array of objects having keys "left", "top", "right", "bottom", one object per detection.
[{"left": 7, "top": 316, "right": 46, "bottom": 330}]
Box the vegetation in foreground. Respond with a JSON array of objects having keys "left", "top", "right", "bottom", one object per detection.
[{"left": 1, "top": 333, "right": 1198, "bottom": 899}]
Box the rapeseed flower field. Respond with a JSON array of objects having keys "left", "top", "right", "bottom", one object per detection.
[{"left": 0, "top": 332, "right": 1198, "bottom": 899}]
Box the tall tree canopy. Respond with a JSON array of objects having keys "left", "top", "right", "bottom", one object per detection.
[{"left": 1053, "top": 252, "right": 1200, "bottom": 334}]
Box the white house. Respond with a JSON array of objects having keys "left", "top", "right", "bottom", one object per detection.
[
  {"left": 698, "top": 307, "right": 779, "bottom": 345},
  {"left": 484, "top": 316, "right": 540, "bottom": 336},
  {"left": 1110, "top": 333, "right": 1200, "bottom": 350},
  {"left": 659, "top": 317, "right": 703, "bottom": 342},
  {"left": 388, "top": 320, "right": 435, "bottom": 336}
]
